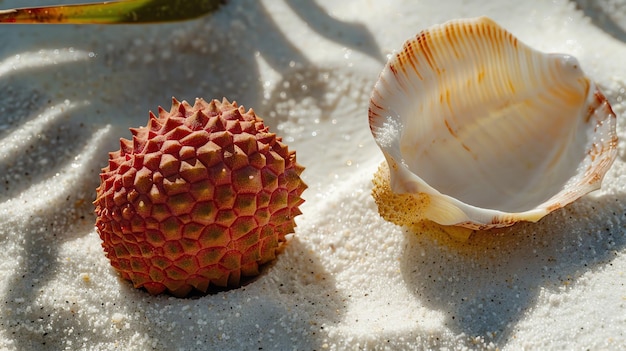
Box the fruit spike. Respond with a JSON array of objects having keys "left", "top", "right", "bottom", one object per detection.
[
  {"left": 94, "top": 97, "right": 307, "bottom": 297},
  {"left": 0, "top": 0, "right": 225, "bottom": 24}
]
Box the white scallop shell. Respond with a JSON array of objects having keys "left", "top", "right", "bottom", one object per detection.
[{"left": 369, "top": 17, "right": 618, "bottom": 230}]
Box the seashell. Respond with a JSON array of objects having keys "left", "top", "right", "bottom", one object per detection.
[{"left": 369, "top": 16, "right": 618, "bottom": 230}]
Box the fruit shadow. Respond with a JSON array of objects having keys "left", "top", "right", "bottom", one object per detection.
[
  {"left": 399, "top": 193, "right": 626, "bottom": 347},
  {"left": 112, "top": 235, "right": 345, "bottom": 350},
  {"left": 0, "top": 0, "right": 375, "bottom": 348}
]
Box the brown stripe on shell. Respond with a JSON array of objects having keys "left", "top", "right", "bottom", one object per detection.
[
  {"left": 444, "top": 25, "right": 461, "bottom": 59},
  {"left": 404, "top": 40, "right": 424, "bottom": 80},
  {"left": 416, "top": 32, "right": 436, "bottom": 72}
]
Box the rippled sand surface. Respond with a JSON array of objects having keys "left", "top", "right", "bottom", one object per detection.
[{"left": 1, "top": 0, "right": 625, "bottom": 349}]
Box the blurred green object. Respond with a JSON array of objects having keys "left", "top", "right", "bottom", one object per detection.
[{"left": 0, "top": 0, "right": 225, "bottom": 24}]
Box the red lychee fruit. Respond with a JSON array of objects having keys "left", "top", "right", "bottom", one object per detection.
[{"left": 94, "top": 97, "right": 306, "bottom": 297}]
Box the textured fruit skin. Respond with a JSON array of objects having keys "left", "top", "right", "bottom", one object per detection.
[{"left": 94, "top": 98, "right": 306, "bottom": 297}]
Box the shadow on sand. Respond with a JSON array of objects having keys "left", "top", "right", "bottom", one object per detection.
[
  {"left": 0, "top": 0, "right": 382, "bottom": 349},
  {"left": 400, "top": 193, "right": 626, "bottom": 347}
]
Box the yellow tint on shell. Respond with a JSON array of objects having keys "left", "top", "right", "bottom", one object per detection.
[
  {"left": 373, "top": 162, "right": 474, "bottom": 241},
  {"left": 372, "top": 162, "right": 429, "bottom": 227}
]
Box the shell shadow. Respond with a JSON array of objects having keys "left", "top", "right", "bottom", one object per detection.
[{"left": 400, "top": 193, "right": 626, "bottom": 347}]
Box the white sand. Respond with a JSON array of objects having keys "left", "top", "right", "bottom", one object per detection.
[{"left": 1, "top": 0, "right": 626, "bottom": 349}]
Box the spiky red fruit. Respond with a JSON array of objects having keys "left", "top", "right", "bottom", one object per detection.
[{"left": 94, "top": 97, "right": 306, "bottom": 297}]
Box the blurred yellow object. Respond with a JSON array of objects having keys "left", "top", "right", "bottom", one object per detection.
[{"left": 0, "top": 0, "right": 224, "bottom": 24}]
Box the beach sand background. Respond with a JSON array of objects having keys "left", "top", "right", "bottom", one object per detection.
[{"left": 1, "top": 0, "right": 626, "bottom": 349}]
